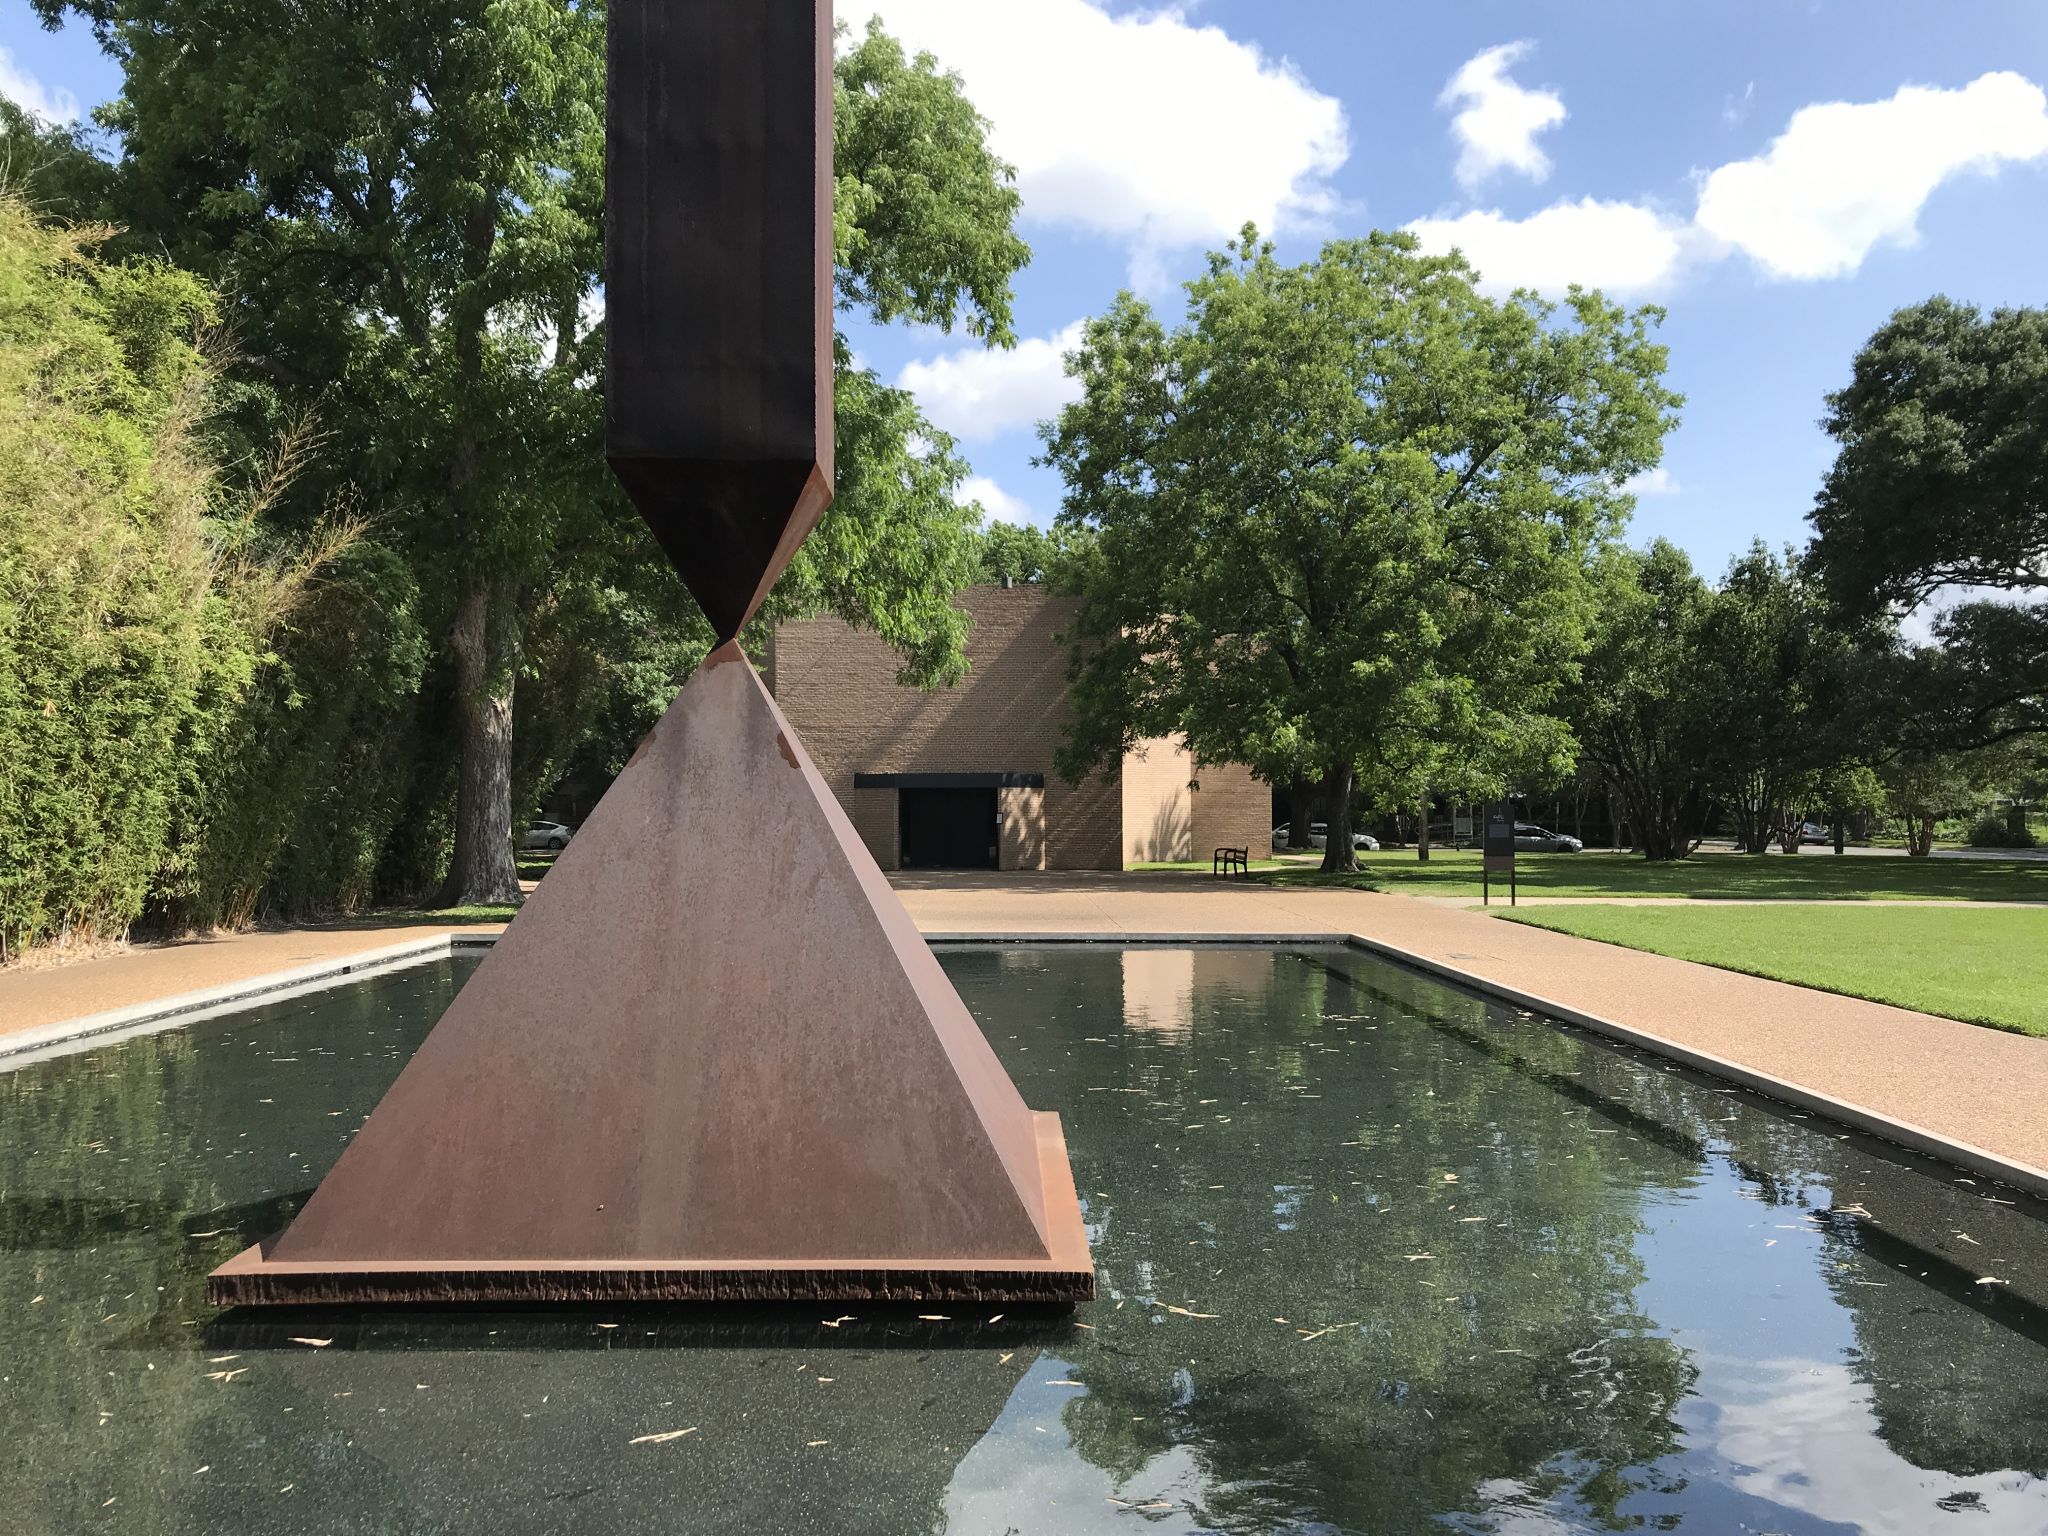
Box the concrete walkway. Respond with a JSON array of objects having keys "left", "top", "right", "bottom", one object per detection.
[
  {"left": 0, "top": 923, "right": 503, "bottom": 1038},
  {"left": 3, "top": 873, "right": 2043, "bottom": 1191}
]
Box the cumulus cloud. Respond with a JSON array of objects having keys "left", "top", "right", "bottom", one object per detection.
[
  {"left": 954, "top": 474, "right": 1039, "bottom": 526},
  {"left": 896, "top": 321, "right": 1085, "bottom": 442},
  {"left": 1407, "top": 198, "right": 1692, "bottom": 297},
  {"left": 1413, "top": 70, "right": 2048, "bottom": 298},
  {"left": 855, "top": 2, "right": 1348, "bottom": 276},
  {"left": 1621, "top": 466, "right": 1680, "bottom": 498},
  {"left": 1440, "top": 41, "right": 1567, "bottom": 188},
  {"left": 1696, "top": 71, "right": 2048, "bottom": 280},
  {"left": 0, "top": 48, "right": 81, "bottom": 125}
]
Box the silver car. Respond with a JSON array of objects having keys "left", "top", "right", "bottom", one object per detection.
[
  {"left": 520, "top": 819, "right": 575, "bottom": 852},
  {"left": 1272, "top": 823, "right": 1380, "bottom": 853},
  {"left": 1513, "top": 823, "right": 1582, "bottom": 853}
]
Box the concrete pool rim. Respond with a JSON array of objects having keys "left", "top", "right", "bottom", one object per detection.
[{"left": 5, "top": 928, "right": 2043, "bottom": 1205}]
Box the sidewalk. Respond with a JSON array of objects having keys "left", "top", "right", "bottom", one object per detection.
[
  {"left": 2, "top": 874, "right": 2042, "bottom": 1190},
  {"left": 0, "top": 922, "right": 504, "bottom": 1039}
]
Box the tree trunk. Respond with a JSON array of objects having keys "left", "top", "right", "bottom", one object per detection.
[
  {"left": 1287, "top": 777, "right": 1314, "bottom": 850},
  {"left": 1908, "top": 815, "right": 1936, "bottom": 858},
  {"left": 2011, "top": 803, "right": 2029, "bottom": 840},
  {"left": 1416, "top": 802, "right": 1431, "bottom": 863},
  {"left": 436, "top": 578, "right": 524, "bottom": 908},
  {"left": 1318, "top": 766, "right": 1359, "bottom": 875}
]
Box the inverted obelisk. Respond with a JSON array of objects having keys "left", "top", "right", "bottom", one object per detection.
[{"left": 210, "top": 0, "right": 1093, "bottom": 1305}]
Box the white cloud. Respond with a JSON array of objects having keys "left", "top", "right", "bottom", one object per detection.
[
  {"left": 1723, "top": 80, "right": 1756, "bottom": 128},
  {"left": 0, "top": 47, "right": 81, "bottom": 125},
  {"left": 1695, "top": 71, "right": 2048, "bottom": 280},
  {"left": 1406, "top": 198, "right": 1691, "bottom": 297},
  {"left": 1440, "top": 41, "right": 1566, "bottom": 188},
  {"left": 1621, "top": 466, "right": 1680, "bottom": 497},
  {"left": 855, "top": 2, "right": 1348, "bottom": 277},
  {"left": 954, "top": 474, "right": 1038, "bottom": 526},
  {"left": 1414, "top": 70, "right": 2048, "bottom": 299},
  {"left": 896, "top": 321, "right": 1085, "bottom": 442}
]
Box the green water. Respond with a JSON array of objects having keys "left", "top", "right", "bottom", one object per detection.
[{"left": 1, "top": 945, "right": 2044, "bottom": 1535}]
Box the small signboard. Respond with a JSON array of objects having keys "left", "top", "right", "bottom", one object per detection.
[
  {"left": 1482, "top": 802, "right": 1516, "bottom": 906},
  {"left": 1453, "top": 810, "right": 1474, "bottom": 842}
]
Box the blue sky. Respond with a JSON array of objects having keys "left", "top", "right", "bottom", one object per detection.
[{"left": 7, "top": 0, "right": 2046, "bottom": 582}]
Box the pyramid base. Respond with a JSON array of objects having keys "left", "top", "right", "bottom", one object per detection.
[{"left": 208, "top": 1114, "right": 1094, "bottom": 1309}]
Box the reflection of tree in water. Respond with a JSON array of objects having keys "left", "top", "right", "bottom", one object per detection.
[
  {"left": 1320, "top": 952, "right": 2048, "bottom": 1501},
  {"left": 1815, "top": 1198, "right": 2048, "bottom": 1481},
  {"left": 0, "top": 960, "right": 1035, "bottom": 1535},
  {"left": 949, "top": 947, "right": 1698, "bottom": 1534},
  {"left": 0, "top": 964, "right": 468, "bottom": 1531}
]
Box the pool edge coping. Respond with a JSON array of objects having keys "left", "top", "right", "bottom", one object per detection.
[{"left": 6, "top": 926, "right": 2043, "bottom": 1203}]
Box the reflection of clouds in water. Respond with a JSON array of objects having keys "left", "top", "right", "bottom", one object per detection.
[
  {"left": 941, "top": 1358, "right": 1212, "bottom": 1534},
  {"left": 1449, "top": 1479, "right": 1592, "bottom": 1534},
  {"left": 1714, "top": 1356, "right": 2048, "bottom": 1534}
]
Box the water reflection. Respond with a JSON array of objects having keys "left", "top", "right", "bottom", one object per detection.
[{"left": 0, "top": 946, "right": 2044, "bottom": 1534}]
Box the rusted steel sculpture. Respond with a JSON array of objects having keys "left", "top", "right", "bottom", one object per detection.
[{"left": 210, "top": 0, "right": 1093, "bottom": 1306}]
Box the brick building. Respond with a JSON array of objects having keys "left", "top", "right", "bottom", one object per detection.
[{"left": 766, "top": 584, "right": 1270, "bottom": 871}]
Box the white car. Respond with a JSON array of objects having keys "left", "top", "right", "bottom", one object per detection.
[
  {"left": 1272, "top": 823, "right": 1380, "bottom": 853},
  {"left": 520, "top": 819, "right": 575, "bottom": 852}
]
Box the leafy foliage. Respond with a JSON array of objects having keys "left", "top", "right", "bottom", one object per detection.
[
  {"left": 0, "top": 193, "right": 341, "bottom": 954},
  {"left": 1811, "top": 297, "right": 2048, "bottom": 750},
  {"left": 15, "top": 3, "right": 1031, "bottom": 939},
  {"left": 1568, "top": 543, "right": 1719, "bottom": 860},
  {"left": 1044, "top": 228, "right": 1679, "bottom": 871},
  {"left": 1693, "top": 543, "right": 1886, "bottom": 853}
]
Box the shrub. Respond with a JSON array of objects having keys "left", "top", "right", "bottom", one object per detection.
[
  {"left": 0, "top": 194, "right": 349, "bottom": 957},
  {"left": 1965, "top": 814, "right": 2038, "bottom": 850}
]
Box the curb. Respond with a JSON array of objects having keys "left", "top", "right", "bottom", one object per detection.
[
  {"left": 0, "top": 934, "right": 498, "bottom": 1067},
  {"left": 1339, "top": 930, "right": 2048, "bottom": 1203},
  {"left": 5, "top": 926, "right": 2042, "bottom": 1203}
]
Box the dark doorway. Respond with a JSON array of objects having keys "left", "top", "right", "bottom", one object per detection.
[{"left": 900, "top": 787, "right": 998, "bottom": 870}]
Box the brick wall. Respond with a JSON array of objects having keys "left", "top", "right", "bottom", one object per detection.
[
  {"left": 1191, "top": 759, "right": 1274, "bottom": 862},
  {"left": 769, "top": 586, "right": 1121, "bottom": 870},
  {"left": 1121, "top": 736, "right": 1192, "bottom": 863}
]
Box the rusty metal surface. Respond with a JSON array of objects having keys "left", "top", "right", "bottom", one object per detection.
[
  {"left": 604, "top": 0, "right": 835, "bottom": 640},
  {"left": 213, "top": 652, "right": 1093, "bottom": 1305},
  {"left": 217, "top": 0, "right": 1094, "bottom": 1309}
]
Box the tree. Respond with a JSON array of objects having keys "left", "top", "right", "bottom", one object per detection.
[
  {"left": 37, "top": 3, "right": 1031, "bottom": 906},
  {"left": 0, "top": 192, "right": 339, "bottom": 955},
  {"left": 1570, "top": 543, "right": 1720, "bottom": 860},
  {"left": 1042, "top": 229, "right": 1679, "bottom": 872},
  {"left": 1810, "top": 297, "right": 2048, "bottom": 751},
  {"left": 1878, "top": 748, "right": 1991, "bottom": 857},
  {"left": 971, "top": 520, "right": 1060, "bottom": 585},
  {"left": 1695, "top": 543, "right": 1886, "bottom": 854},
  {"left": 0, "top": 96, "right": 119, "bottom": 219}
]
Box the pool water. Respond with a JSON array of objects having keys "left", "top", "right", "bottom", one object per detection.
[{"left": 2, "top": 944, "right": 2045, "bottom": 1535}]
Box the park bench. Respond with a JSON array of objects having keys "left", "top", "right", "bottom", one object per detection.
[{"left": 1212, "top": 845, "right": 1250, "bottom": 878}]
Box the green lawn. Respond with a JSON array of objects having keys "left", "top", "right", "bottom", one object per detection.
[
  {"left": 1263, "top": 848, "right": 2048, "bottom": 903},
  {"left": 1499, "top": 904, "right": 2048, "bottom": 1038}
]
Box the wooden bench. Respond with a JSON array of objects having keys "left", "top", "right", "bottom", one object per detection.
[{"left": 1212, "top": 846, "right": 1250, "bottom": 878}]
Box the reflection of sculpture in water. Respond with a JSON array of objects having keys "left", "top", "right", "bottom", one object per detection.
[{"left": 250, "top": 1316, "right": 1037, "bottom": 1536}]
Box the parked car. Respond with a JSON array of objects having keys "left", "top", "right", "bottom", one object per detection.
[
  {"left": 1798, "top": 821, "right": 1830, "bottom": 845},
  {"left": 520, "top": 819, "right": 575, "bottom": 852},
  {"left": 1272, "top": 823, "right": 1379, "bottom": 852},
  {"left": 1513, "top": 823, "right": 1583, "bottom": 853}
]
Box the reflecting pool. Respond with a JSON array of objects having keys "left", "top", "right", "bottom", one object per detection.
[{"left": 2, "top": 945, "right": 2045, "bottom": 1535}]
